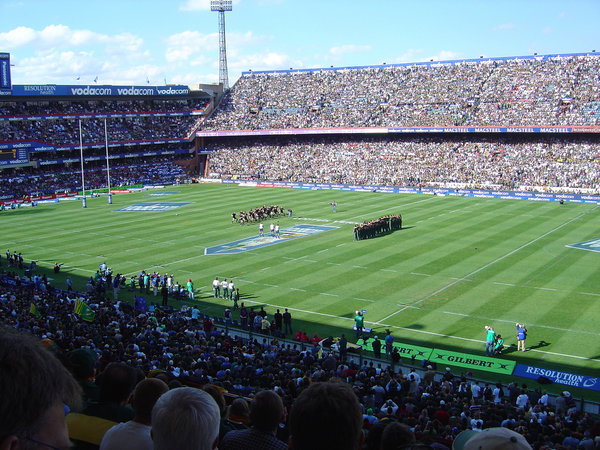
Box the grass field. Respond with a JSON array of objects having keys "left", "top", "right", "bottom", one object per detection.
[{"left": 2, "top": 183, "right": 600, "bottom": 394}]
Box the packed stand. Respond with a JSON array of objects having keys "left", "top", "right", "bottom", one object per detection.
[
  {"left": 202, "top": 54, "right": 600, "bottom": 130},
  {"left": 0, "top": 98, "right": 210, "bottom": 146},
  {"left": 0, "top": 154, "right": 190, "bottom": 199},
  {"left": 207, "top": 135, "right": 600, "bottom": 193}
]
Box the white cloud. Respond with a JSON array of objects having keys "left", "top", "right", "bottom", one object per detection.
[
  {"left": 0, "top": 25, "right": 143, "bottom": 53},
  {"left": 428, "top": 50, "right": 462, "bottom": 62},
  {"left": 0, "top": 26, "right": 37, "bottom": 47},
  {"left": 329, "top": 44, "right": 372, "bottom": 56},
  {"left": 394, "top": 49, "right": 425, "bottom": 63},
  {"left": 230, "top": 51, "right": 294, "bottom": 72},
  {"left": 165, "top": 31, "right": 217, "bottom": 63},
  {"left": 493, "top": 23, "right": 516, "bottom": 31}
]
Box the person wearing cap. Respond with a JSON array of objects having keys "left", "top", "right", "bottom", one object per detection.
[
  {"left": 443, "top": 367, "right": 454, "bottom": 382},
  {"left": 485, "top": 326, "right": 495, "bottom": 356},
  {"left": 423, "top": 365, "right": 436, "bottom": 386},
  {"left": 435, "top": 400, "right": 450, "bottom": 425},
  {"left": 362, "top": 408, "right": 379, "bottom": 426},
  {"left": 452, "top": 427, "right": 533, "bottom": 450},
  {"left": 261, "top": 315, "right": 271, "bottom": 335}
]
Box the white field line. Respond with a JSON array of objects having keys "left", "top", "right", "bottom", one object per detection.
[
  {"left": 377, "top": 211, "right": 591, "bottom": 324},
  {"left": 236, "top": 298, "right": 600, "bottom": 362},
  {"left": 441, "top": 311, "right": 600, "bottom": 336}
]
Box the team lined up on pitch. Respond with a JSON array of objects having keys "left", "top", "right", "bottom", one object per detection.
[{"left": 354, "top": 214, "right": 403, "bottom": 241}]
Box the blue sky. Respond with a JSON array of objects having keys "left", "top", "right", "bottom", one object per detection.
[{"left": 1, "top": 0, "right": 599, "bottom": 87}]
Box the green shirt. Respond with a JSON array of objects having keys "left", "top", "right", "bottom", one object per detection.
[
  {"left": 486, "top": 329, "right": 495, "bottom": 342},
  {"left": 355, "top": 315, "right": 364, "bottom": 327}
]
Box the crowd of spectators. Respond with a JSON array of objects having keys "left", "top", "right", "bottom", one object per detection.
[
  {"left": 0, "top": 154, "right": 190, "bottom": 199},
  {"left": 0, "top": 98, "right": 209, "bottom": 146},
  {"left": 1, "top": 114, "right": 198, "bottom": 145},
  {"left": 0, "top": 98, "right": 210, "bottom": 117},
  {"left": 207, "top": 135, "right": 600, "bottom": 193},
  {"left": 1, "top": 265, "right": 599, "bottom": 449},
  {"left": 203, "top": 54, "right": 600, "bottom": 130}
]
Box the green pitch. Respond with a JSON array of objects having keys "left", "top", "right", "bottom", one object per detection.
[{"left": 2, "top": 184, "right": 600, "bottom": 388}]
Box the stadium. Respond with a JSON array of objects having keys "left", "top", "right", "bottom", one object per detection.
[{"left": 1, "top": 14, "right": 600, "bottom": 450}]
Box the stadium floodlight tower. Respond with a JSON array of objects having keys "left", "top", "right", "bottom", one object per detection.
[{"left": 211, "top": 0, "right": 232, "bottom": 90}]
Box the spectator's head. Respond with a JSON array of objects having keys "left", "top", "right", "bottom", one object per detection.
[
  {"left": 131, "top": 378, "right": 168, "bottom": 425},
  {"left": 453, "top": 427, "right": 532, "bottom": 450},
  {"left": 96, "top": 362, "right": 138, "bottom": 405},
  {"left": 249, "top": 390, "right": 285, "bottom": 433},
  {"left": 0, "top": 328, "right": 81, "bottom": 450},
  {"left": 289, "top": 381, "right": 363, "bottom": 450},
  {"left": 229, "top": 397, "right": 250, "bottom": 422},
  {"left": 151, "top": 386, "right": 220, "bottom": 450},
  {"left": 203, "top": 384, "right": 227, "bottom": 418},
  {"left": 66, "top": 348, "right": 97, "bottom": 381},
  {"left": 380, "top": 422, "right": 416, "bottom": 450}
]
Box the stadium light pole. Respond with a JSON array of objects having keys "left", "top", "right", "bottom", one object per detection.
[
  {"left": 211, "top": 0, "right": 232, "bottom": 90},
  {"left": 104, "top": 118, "right": 112, "bottom": 204},
  {"left": 78, "top": 119, "right": 86, "bottom": 208}
]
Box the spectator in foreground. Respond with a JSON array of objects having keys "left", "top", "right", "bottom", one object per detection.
[
  {"left": 99, "top": 377, "right": 169, "bottom": 450},
  {"left": 288, "top": 381, "right": 364, "bottom": 450},
  {"left": 452, "top": 427, "right": 532, "bottom": 450},
  {"left": 152, "top": 386, "right": 221, "bottom": 450},
  {"left": 220, "top": 389, "right": 287, "bottom": 450},
  {"left": 0, "top": 328, "right": 81, "bottom": 450},
  {"left": 67, "top": 362, "right": 138, "bottom": 449}
]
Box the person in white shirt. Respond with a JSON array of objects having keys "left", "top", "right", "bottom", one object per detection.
[
  {"left": 269, "top": 223, "right": 275, "bottom": 237},
  {"left": 408, "top": 368, "right": 421, "bottom": 385},
  {"left": 380, "top": 399, "right": 398, "bottom": 415},
  {"left": 492, "top": 383, "right": 504, "bottom": 404},
  {"left": 166, "top": 275, "right": 173, "bottom": 294},
  {"left": 538, "top": 392, "right": 549, "bottom": 407},
  {"left": 471, "top": 381, "right": 481, "bottom": 401},
  {"left": 275, "top": 223, "right": 280, "bottom": 238},
  {"left": 221, "top": 278, "right": 229, "bottom": 299},
  {"left": 212, "top": 277, "right": 220, "bottom": 298},
  {"left": 228, "top": 280, "right": 235, "bottom": 300},
  {"left": 100, "top": 378, "right": 169, "bottom": 450},
  {"left": 516, "top": 390, "right": 529, "bottom": 409},
  {"left": 259, "top": 223, "right": 264, "bottom": 237}
]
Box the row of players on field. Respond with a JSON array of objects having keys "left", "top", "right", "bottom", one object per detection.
[
  {"left": 258, "top": 222, "right": 281, "bottom": 238},
  {"left": 232, "top": 205, "right": 291, "bottom": 225}
]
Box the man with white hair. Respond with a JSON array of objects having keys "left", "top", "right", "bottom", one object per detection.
[{"left": 151, "top": 387, "right": 220, "bottom": 450}]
